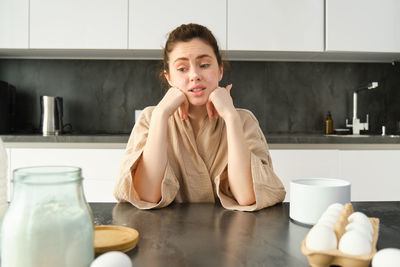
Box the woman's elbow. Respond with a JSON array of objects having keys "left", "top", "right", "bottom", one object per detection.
[
  {"left": 137, "top": 193, "right": 161, "bottom": 204},
  {"left": 236, "top": 194, "right": 256, "bottom": 206}
]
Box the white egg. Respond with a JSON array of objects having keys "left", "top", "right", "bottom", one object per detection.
[
  {"left": 306, "top": 225, "right": 337, "bottom": 251},
  {"left": 348, "top": 212, "right": 374, "bottom": 234},
  {"left": 372, "top": 248, "right": 400, "bottom": 267},
  {"left": 316, "top": 219, "right": 335, "bottom": 230},
  {"left": 326, "top": 203, "right": 344, "bottom": 214},
  {"left": 345, "top": 222, "right": 373, "bottom": 242},
  {"left": 321, "top": 209, "right": 341, "bottom": 220},
  {"left": 90, "top": 251, "right": 132, "bottom": 267},
  {"left": 338, "top": 230, "right": 372, "bottom": 255},
  {"left": 317, "top": 214, "right": 338, "bottom": 229},
  {"left": 318, "top": 203, "right": 343, "bottom": 222}
]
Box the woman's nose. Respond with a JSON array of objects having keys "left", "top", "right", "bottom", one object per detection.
[{"left": 189, "top": 69, "right": 201, "bottom": 81}]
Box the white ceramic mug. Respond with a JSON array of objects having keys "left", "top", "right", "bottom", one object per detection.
[{"left": 290, "top": 178, "right": 351, "bottom": 225}]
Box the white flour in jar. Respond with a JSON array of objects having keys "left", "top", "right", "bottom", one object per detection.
[
  {"left": 1, "top": 201, "right": 93, "bottom": 267},
  {"left": 0, "top": 138, "right": 8, "bottom": 222},
  {"left": 0, "top": 138, "right": 8, "bottom": 258}
]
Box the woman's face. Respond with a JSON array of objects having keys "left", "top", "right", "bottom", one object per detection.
[{"left": 165, "top": 38, "right": 223, "bottom": 106}]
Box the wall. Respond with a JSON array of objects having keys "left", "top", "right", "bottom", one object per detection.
[{"left": 0, "top": 59, "right": 399, "bottom": 135}]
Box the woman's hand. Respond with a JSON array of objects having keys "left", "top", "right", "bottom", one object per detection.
[
  {"left": 156, "top": 87, "right": 189, "bottom": 120},
  {"left": 206, "top": 84, "right": 234, "bottom": 120}
]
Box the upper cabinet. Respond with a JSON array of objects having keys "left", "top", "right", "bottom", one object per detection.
[
  {"left": 129, "top": 0, "right": 227, "bottom": 50},
  {"left": 1, "top": 0, "right": 399, "bottom": 61},
  {"left": 30, "top": 0, "right": 128, "bottom": 49},
  {"left": 0, "top": 0, "right": 29, "bottom": 48},
  {"left": 326, "top": 0, "right": 400, "bottom": 53},
  {"left": 227, "top": 0, "right": 324, "bottom": 52}
]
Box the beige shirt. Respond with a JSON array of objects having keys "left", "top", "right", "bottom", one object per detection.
[{"left": 113, "top": 107, "right": 286, "bottom": 211}]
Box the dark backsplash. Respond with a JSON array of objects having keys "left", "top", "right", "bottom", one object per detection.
[{"left": 0, "top": 59, "right": 399, "bottom": 135}]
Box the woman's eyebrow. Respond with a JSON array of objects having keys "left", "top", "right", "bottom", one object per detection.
[
  {"left": 173, "top": 54, "right": 212, "bottom": 64},
  {"left": 174, "top": 57, "right": 188, "bottom": 64},
  {"left": 197, "top": 54, "right": 212, "bottom": 60}
]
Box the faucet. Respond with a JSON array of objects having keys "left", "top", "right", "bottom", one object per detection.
[{"left": 346, "top": 82, "right": 378, "bottom": 135}]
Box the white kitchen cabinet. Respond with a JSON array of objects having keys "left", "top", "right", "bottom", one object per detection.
[
  {"left": 270, "top": 148, "right": 400, "bottom": 202},
  {"left": 8, "top": 148, "right": 125, "bottom": 202},
  {"left": 30, "top": 0, "right": 128, "bottom": 49},
  {"left": 269, "top": 149, "right": 340, "bottom": 202},
  {"left": 0, "top": 0, "right": 29, "bottom": 48},
  {"left": 339, "top": 150, "right": 400, "bottom": 201},
  {"left": 129, "top": 0, "right": 227, "bottom": 50},
  {"left": 227, "top": 0, "right": 324, "bottom": 51},
  {"left": 326, "top": 0, "right": 400, "bottom": 52}
]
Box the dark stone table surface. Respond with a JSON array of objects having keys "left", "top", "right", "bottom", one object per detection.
[{"left": 90, "top": 202, "right": 400, "bottom": 267}]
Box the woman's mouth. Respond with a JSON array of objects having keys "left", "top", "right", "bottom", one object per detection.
[
  {"left": 189, "top": 87, "right": 206, "bottom": 96},
  {"left": 189, "top": 87, "right": 205, "bottom": 92}
]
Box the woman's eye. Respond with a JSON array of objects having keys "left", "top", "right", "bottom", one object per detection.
[
  {"left": 177, "top": 67, "right": 187, "bottom": 72},
  {"left": 200, "top": 64, "right": 210, "bottom": 68}
]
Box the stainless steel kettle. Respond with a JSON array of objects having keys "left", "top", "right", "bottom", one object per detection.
[{"left": 40, "top": 96, "right": 64, "bottom": 136}]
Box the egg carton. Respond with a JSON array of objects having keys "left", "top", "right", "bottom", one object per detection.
[{"left": 301, "top": 203, "right": 380, "bottom": 267}]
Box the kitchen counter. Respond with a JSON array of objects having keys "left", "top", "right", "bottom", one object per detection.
[
  {"left": 90, "top": 202, "right": 400, "bottom": 267},
  {"left": 2, "top": 134, "right": 400, "bottom": 150}
]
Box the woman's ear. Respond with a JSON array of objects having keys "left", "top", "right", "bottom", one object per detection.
[
  {"left": 218, "top": 65, "right": 223, "bottom": 81},
  {"left": 164, "top": 70, "right": 173, "bottom": 87}
]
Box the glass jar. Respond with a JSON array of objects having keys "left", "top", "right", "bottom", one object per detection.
[
  {"left": 1, "top": 166, "right": 94, "bottom": 267},
  {"left": 0, "top": 137, "right": 8, "bottom": 255},
  {"left": 0, "top": 137, "right": 8, "bottom": 220}
]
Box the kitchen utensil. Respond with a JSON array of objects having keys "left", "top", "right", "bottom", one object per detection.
[
  {"left": 94, "top": 225, "right": 139, "bottom": 254},
  {"left": 40, "top": 96, "right": 64, "bottom": 136},
  {"left": 0, "top": 166, "right": 94, "bottom": 267},
  {"left": 290, "top": 178, "right": 351, "bottom": 225}
]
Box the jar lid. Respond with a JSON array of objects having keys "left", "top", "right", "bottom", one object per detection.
[{"left": 94, "top": 225, "right": 139, "bottom": 254}]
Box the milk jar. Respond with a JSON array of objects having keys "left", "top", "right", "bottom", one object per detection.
[
  {"left": 1, "top": 166, "right": 94, "bottom": 267},
  {"left": 0, "top": 138, "right": 8, "bottom": 256},
  {"left": 0, "top": 138, "right": 7, "bottom": 216}
]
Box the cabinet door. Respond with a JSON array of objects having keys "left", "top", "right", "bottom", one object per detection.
[
  {"left": 0, "top": 0, "right": 29, "bottom": 48},
  {"left": 30, "top": 0, "right": 128, "bottom": 49},
  {"left": 326, "top": 0, "right": 400, "bottom": 52},
  {"left": 129, "top": 0, "right": 227, "bottom": 49},
  {"left": 339, "top": 150, "right": 400, "bottom": 201},
  {"left": 269, "top": 149, "right": 340, "bottom": 202},
  {"left": 227, "top": 0, "right": 324, "bottom": 51},
  {"left": 9, "top": 148, "right": 125, "bottom": 202}
]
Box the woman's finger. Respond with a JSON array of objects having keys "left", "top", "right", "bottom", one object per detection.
[
  {"left": 226, "top": 84, "right": 233, "bottom": 92},
  {"left": 182, "top": 98, "right": 189, "bottom": 120},
  {"left": 179, "top": 106, "right": 185, "bottom": 120},
  {"left": 206, "top": 100, "right": 214, "bottom": 120}
]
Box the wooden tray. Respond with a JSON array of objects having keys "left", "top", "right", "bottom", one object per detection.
[{"left": 94, "top": 225, "right": 139, "bottom": 254}]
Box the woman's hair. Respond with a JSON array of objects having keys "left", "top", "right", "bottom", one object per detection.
[{"left": 159, "top": 23, "right": 225, "bottom": 89}]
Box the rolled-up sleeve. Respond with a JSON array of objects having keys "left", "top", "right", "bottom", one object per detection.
[
  {"left": 113, "top": 107, "right": 180, "bottom": 209},
  {"left": 214, "top": 109, "right": 286, "bottom": 211}
]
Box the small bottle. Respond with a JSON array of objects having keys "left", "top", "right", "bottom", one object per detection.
[{"left": 325, "top": 111, "right": 334, "bottom": 135}]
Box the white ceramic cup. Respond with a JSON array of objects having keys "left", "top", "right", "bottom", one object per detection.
[{"left": 289, "top": 178, "right": 351, "bottom": 225}]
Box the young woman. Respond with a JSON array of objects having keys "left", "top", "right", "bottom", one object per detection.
[{"left": 114, "top": 23, "right": 285, "bottom": 211}]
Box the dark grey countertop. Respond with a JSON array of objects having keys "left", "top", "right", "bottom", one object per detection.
[
  {"left": 90, "top": 202, "right": 400, "bottom": 267},
  {"left": 2, "top": 133, "right": 400, "bottom": 144}
]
